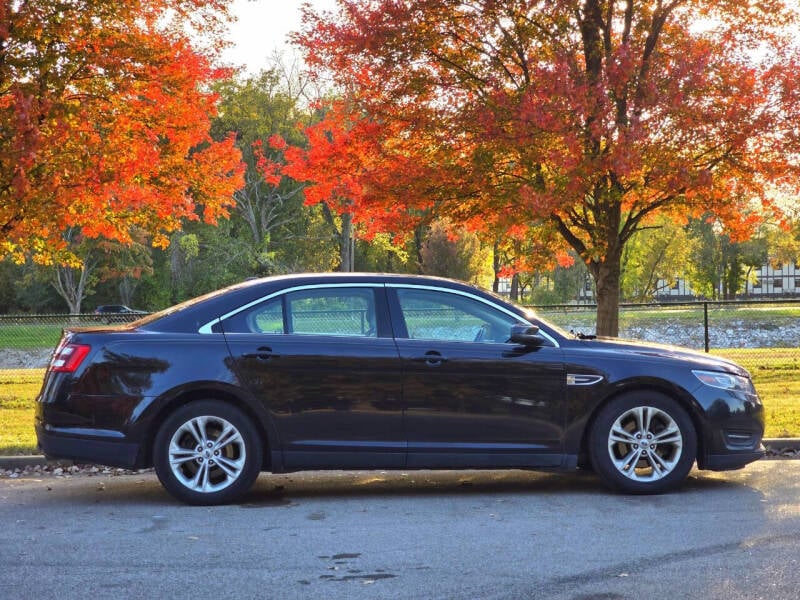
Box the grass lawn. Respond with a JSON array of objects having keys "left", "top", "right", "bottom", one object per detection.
[
  {"left": 0, "top": 324, "right": 64, "bottom": 350},
  {"left": 0, "top": 368, "right": 45, "bottom": 455},
  {"left": 713, "top": 348, "right": 800, "bottom": 439},
  {"left": 1, "top": 349, "right": 797, "bottom": 456}
]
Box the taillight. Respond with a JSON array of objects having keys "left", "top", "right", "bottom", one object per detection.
[{"left": 50, "top": 343, "right": 91, "bottom": 373}]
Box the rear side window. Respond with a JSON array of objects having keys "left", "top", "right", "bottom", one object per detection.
[
  {"left": 220, "top": 287, "right": 377, "bottom": 337},
  {"left": 286, "top": 289, "right": 376, "bottom": 337},
  {"left": 221, "top": 297, "right": 283, "bottom": 334}
]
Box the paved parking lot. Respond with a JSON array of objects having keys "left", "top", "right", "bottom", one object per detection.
[{"left": 2, "top": 461, "right": 800, "bottom": 599}]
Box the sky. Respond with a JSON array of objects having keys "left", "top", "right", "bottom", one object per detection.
[{"left": 221, "top": 0, "right": 339, "bottom": 73}]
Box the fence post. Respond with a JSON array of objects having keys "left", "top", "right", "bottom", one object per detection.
[{"left": 703, "top": 302, "right": 710, "bottom": 353}]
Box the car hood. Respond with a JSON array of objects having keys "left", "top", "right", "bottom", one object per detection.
[{"left": 571, "top": 336, "right": 750, "bottom": 377}]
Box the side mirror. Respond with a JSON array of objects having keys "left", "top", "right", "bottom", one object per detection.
[{"left": 510, "top": 323, "right": 545, "bottom": 346}]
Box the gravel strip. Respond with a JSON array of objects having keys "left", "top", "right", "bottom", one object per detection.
[
  {"left": 0, "top": 463, "right": 152, "bottom": 479},
  {"left": 3, "top": 447, "right": 799, "bottom": 479}
]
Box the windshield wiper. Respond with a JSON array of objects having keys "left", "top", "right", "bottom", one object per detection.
[{"left": 570, "top": 329, "right": 597, "bottom": 340}]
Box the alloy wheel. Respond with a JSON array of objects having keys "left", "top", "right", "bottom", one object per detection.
[
  {"left": 167, "top": 415, "right": 247, "bottom": 493},
  {"left": 607, "top": 405, "right": 683, "bottom": 481}
]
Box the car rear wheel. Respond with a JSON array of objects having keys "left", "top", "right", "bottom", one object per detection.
[
  {"left": 153, "top": 400, "right": 262, "bottom": 505},
  {"left": 589, "top": 392, "right": 696, "bottom": 494}
]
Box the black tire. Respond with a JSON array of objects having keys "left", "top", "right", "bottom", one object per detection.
[
  {"left": 153, "top": 400, "right": 263, "bottom": 505},
  {"left": 589, "top": 391, "right": 697, "bottom": 494}
]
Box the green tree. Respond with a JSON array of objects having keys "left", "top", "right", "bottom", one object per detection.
[
  {"left": 212, "top": 63, "right": 312, "bottom": 275},
  {"left": 686, "top": 217, "right": 767, "bottom": 300},
  {"left": 420, "top": 219, "right": 493, "bottom": 286},
  {"left": 621, "top": 220, "right": 692, "bottom": 301}
]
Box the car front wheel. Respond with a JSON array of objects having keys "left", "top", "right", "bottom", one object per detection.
[
  {"left": 589, "top": 392, "right": 697, "bottom": 494},
  {"left": 153, "top": 400, "right": 262, "bottom": 505}
]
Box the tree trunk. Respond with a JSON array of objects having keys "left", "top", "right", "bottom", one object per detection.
[
  {"left": 413, "top": 225, "right": 425, "bottom": 273},
  {"left": 118, "top": 276, "right": 138, "bottom": 306},
  {"left": 510, "top": 273, "right": 520, "bottom": 302},
  {"left": 340, "top": 212, "right": 354, "bottom": 272},
  {"left": 550, "top": 181, "right": 628, "bottom": 336},
  {"left": 492, "top": 240, "right": 501, "bottom": 293},
  {"left": 588, "top": 255, "right": 622, "bottom": 338},
  {"left": 52, "top": 263, "right": 90, "bottom": 314}
]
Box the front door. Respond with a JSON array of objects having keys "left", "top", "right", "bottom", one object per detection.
[{"left": 389, "top": 286, "right": 566, "bottom": 468}]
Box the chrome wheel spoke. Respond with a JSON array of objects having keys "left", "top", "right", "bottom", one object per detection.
[
  {"left": 169, "top": 446, "right": 198, "bottom": 466},
  {"left": 189, "top": 460, "right": 211, "bottom": 492},
  {"left": 649, "top": 450, "right": 676, "bottom": 474},
  {"left": 214, "top": 454, "right": 244, "bottom": 478},
  {"left": 653, "top": 425, "right": 682, "bottom": 445},
  {"left": 609, "top": 425, "right": 637, "bottom": 445},
  {"left": 214, "top": 423, "right": 242, "bottom": 450},
  {"left": 615, "top": 448, "right": 643, "bottom": 474},
  {"left": 187, "top": 417, "right": 207, "bottom": 446},
  {"left": 639, "top": 407, "right": 653, "bottom": 435}
]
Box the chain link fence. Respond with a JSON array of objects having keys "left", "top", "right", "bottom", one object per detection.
[
  {"left": 533, "top": 300, "right": 800, "bottom": 349},
  {"left": 2, "top": 301, "right": 799, "bottom": 373},
  {"left": 1, "top": 301, "right": 797, "bottom": 436},
  {"left": 0, "top": 314, "right": 146, "bottom": 368},
  {"left": 533, "top": 300, "right": 800, "bottom": 376}
]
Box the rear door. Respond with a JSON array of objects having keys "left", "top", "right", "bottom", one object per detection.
[{"left": 221, "top": 284, "right": 404, "bottom": 469}]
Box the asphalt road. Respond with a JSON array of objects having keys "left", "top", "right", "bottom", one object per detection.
[{"left": 2, "top": 461, "right": 800, "bottom": 600}]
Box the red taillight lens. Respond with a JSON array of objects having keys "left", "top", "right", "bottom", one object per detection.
[{"left": 50, "top": 343, "right": 91, "bottom": 373}]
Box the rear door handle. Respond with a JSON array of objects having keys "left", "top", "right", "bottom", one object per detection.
[{"left": 243, "top": 346, "right": 275, "bottom": 361}]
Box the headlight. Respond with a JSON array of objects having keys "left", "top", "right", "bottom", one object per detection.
[{"left": 692, "top": 370, "right": 755, "bottom": 394}]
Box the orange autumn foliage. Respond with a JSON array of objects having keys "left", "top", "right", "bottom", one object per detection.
[
  {"left": 0, "top": 0, "right": 245, "bottom": 263},
  {"left": 294, "top": 0, "right": 800, "bottom": 335},
  {"left": 262, "top": 100, "right": 432, "bottom": 241}
]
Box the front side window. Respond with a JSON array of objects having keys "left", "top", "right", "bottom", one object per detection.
[{"left": 396, "top": 288, "right": 518, "bottom": 343}]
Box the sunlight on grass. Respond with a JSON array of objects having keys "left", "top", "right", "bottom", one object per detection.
[
  {"left": 713, "top": 349, "right": 800, "bottom": 439},
  {"left": 0, "top": 369, "right": 45, "bottom": 455}
]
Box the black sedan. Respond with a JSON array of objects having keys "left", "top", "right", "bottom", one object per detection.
[{"left": 35, "top": 273, "right": 764, "bottom": 504}]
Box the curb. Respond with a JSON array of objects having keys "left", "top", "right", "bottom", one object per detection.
[
  {"left": 3, "top": 438, "right": 800, "bottom": 471},
  {"left": 0, "top": 455, "right": 73, "bottom": 470},
  {"left": 762, "top": 438, "right": 800, "bottom": 453}
]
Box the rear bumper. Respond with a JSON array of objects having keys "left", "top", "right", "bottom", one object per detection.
[{"left": 35, "top": 424, "right": 142, "bottom": 469}]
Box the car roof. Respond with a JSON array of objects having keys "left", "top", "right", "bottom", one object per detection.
[{"left": 136, "top": 273, "right": 513, "bottom": 333}]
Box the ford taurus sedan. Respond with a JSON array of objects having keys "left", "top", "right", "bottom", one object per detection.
[{"left": 35, "top": 273, "right": 765, "bottom": 504}]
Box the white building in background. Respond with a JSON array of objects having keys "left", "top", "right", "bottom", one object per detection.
[
  {"left": 741, "top": 262, "right": 800, "bottom": 297},
  {"left": 656, "top": 261, "right": 800, "bottom": 300},
  {"left": 504, "top": 261, "right": 800, "bottom": 303}
]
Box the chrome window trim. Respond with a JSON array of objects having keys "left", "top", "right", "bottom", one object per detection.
[
  {"left": 387, "top": 283, "right": 560, "bottom": 348},
  {"left": 200, "top": 280, "right": 561, "bottom": 348},
  {"left": 198, "top": 283, "right": 382, "bottom": 334}
]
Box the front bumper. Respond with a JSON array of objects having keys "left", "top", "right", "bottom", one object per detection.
[{"left": 703, "top": 446, "right": 766, "bottom": 471}]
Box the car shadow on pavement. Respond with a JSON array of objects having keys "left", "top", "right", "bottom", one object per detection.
[
  {"left": 3, "top": 466, "right": 764, "bottom": 508},
  {"left": 236, "top": 466, "right": 758, "bottom": 507}
]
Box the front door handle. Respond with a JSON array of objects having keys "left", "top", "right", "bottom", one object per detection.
[
  {"left": 412, "top": 350, "right": 446, "bottom": 366},
  {"left": 243, "top": 346, "right": 275, "bottom": 361}
]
